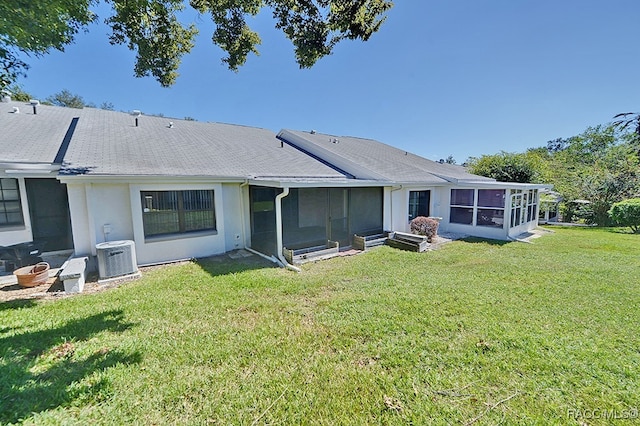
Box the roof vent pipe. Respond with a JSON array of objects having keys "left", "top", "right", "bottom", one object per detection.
[
  {"left": 30, "top": 100, "right": 40, "bottom": 114},
  {"left": 131, "top": 110, "right": 142, "bottom": 127}
]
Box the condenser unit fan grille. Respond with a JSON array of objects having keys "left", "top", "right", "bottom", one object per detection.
[{"left": 96, "top": 240, "right": 138, "bottom": 279}]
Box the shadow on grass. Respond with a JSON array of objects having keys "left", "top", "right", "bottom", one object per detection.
[
  {"left": 194, "top": 251, "right": 278, "bottom": 279},
  {"left": 459, "top": 237, "right": 511, "bottom": 246},
  {"left": 546, "top": 225, "right": 637, "bottom": 235},
  {"left": 0, "top": 310, "right": 141, "bottom": 424},
  {"left": 0, "top": 298, "right": 38, "bottom": 311},
  {"left": 605, "top": 227, "right": 638, "bottom": 235}
]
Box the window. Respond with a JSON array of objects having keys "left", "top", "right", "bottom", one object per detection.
[
  {"left": 478, "top": 189, "right": 505, "bottom": 208},
  {"left": 526, "top": 190, "right": 538, "bottom": 223},
  {"left": 451, "top": 189, "right": 474, "bottom": 206},
  {"left": 450, "top": 189, "right": 474, "bottom": 224},
  {"left": 141, "top": 190, "right": 215, "bottom": 237},
  {"left": 0, "top": 178, "right": 24, "bottom": 227},
  {"left": 510, "top": 191, "right": 523, "bottom": 227},
  {"left": 476, "top": 189, "right": 505, "bottom": 228},
  {"left": 408, "top": 190, "right": 430, "bottom": 221},
  {"left": 509, "top": 189, "right": 538, "bottom": 228}
]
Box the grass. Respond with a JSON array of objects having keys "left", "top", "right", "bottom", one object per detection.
[{"left": 1, "top": 227, "right": 639, "bottom": 424}]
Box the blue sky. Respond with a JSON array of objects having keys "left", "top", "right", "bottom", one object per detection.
[{"left": 15, "top": 0, "right": 640, "bottom": 163}]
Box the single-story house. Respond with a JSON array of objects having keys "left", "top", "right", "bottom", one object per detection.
[{"left": 0, "top": 100, "right": 547, "bottom": 270}]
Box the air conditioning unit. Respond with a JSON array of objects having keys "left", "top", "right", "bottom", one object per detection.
[{"left": 96, "top": 240, "right": 138, "bottom": 279}]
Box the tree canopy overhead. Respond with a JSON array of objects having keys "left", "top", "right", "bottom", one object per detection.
[{"left": 0, "top": 0, "right": 393, "bottom": 88}]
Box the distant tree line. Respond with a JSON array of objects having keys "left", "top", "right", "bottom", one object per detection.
[
  {"left": 5, "top": 85, "right": 114, "bottom": 110},
  {"left": 466, "top": 124, "right": 640, "bottom": 226}
]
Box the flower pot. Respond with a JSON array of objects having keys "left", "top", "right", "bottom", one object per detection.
[{"left": 14, "top": 262, "right": 50, "bottom": 288}]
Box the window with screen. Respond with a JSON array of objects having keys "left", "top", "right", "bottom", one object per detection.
[
  {"left": 141, "top": 190, "right": 215, "bottom": 237},
  {"left": 450, "top": 189, "right": 474, "bottom": 225},
  {"left": 476, "top": 189, "right": 505, "bottom": 228},
  {"left": 0, "top": 178, "right": 24, "bottom": 227}
]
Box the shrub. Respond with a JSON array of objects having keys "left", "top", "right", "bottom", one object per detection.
[
  {"left": 410, "top": 216, "right": 439, "bottom": 242},
  {"left": 608, "top": 198, "right": 640, "bottom": 233}
]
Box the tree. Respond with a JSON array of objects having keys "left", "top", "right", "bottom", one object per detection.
[
  {"left": 576, "top": 167, "right": 638, "bottom": 225},
  {"left": 536, "top": 125, "right": 639, "bottom": 225},
  {"left": 1, "top": 0, "right": 393, "bottom": 89},
  {"left": 99, "top": 101, "right": 115, "bottom": 110},
  {"left": 613, "top": 112, "right": 640, "bottom": 137},
  {"left": 1, "top": 1, "right": 96, "bottom": 89},
  {"left": 466, "top": 152, "right": 540, "bottom": 183},
  {"left": 45, "top": 89, "right": 87, "bottom": 108},
  {"left": 546, "top": 137, "right": 569, "bottom": 153},
  {"left": 4, "top": 84, "right": 34, "bottom": 102}
]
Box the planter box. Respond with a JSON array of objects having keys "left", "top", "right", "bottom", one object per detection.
[
  {"left": 283, "top": 241, "right": 339, "bottom": 265},
  {"left": 386, "top": 231, "right": 429, "bottom": 252},
  {"left": 353, "top": 232, "right": 389, "bottom": 251}
]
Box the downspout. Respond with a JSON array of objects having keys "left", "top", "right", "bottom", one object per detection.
[
  {"left": 244, "top": 247, "right": 283, "bottom": 266},
  {"left": 275, "top": 187, "right": 301, "bottom": 272}
]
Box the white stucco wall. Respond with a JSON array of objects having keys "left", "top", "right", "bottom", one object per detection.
[
  {"left": 129, "top": 182, "right": 229, "bottom": 265},
  {"left": 64, "top": 179, "right": 248, "bottom": 267},
  {"left": 221, "top": 183, "right": 246, "bottom": 252},
  {"left": 388, "top": 187, "right": 407, "bottom": 232},
  {"left": 66, "top": 183, "right": 92, "bottom": 256},
  {"left": 387, "top": 186, "right": 443, "bottom": 234},
  {"left": 93, "top": 184, "right": 135, "bottom": 244},
  {"left": 66, "top": 182, "right": 135, "bottom": 258}
]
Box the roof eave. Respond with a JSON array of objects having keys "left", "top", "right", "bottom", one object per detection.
[
  {"left": 0, "top": 162, "right": 61, "bottom": 175},
  {"left": 57, "top": 174, "right": 250, "bottom": 184}
]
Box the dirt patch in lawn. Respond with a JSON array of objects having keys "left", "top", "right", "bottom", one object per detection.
[
  {"left": 0, "top": 265, "right": 169, "bottom": 303},
  {"left": 0, "top": 260, "right": 204, "bottom": 303},
  {"left": 0, "top": 249, "right": 275, "bottom": 304}
]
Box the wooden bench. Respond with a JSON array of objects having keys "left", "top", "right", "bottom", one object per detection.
[
  {"left": 386, "top": 231, "right": 429, "bottom": 252},
  {"left": 59, "top": 257, "right": 88, "bottom": 293}
]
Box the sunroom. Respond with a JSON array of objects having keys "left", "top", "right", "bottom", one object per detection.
[{"left": 442, "top": 183, "right": 549, "bottom": 240}]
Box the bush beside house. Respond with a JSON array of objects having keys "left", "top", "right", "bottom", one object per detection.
[
  {"left": 410, "top": 216, "right": 439, "bottom": 242},
  {"left": 609, "top": 198, "right": 640, "bottom": 233}
]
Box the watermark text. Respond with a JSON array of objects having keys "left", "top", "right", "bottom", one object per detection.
[{"left": 567, "top": 408, "right": 638, "bottom": 420}]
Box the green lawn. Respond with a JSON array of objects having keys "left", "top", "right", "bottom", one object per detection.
[{"left": 1, "top": 227, "right": 639, "bottom": 425}]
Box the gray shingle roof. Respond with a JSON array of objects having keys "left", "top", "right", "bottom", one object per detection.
[
  {"left": 1, "top": 101, "right": 495, "bottom": 184},
  {"left": 0, "top": 101, "right": 345, "bottom": 179},
  {"left": 0, "top": 101, "right": 79, "bottom": 164},
  {"left": 278, "top": 129, "right": 495, "bottom": 184}
]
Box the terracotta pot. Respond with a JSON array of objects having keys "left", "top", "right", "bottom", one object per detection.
[{"left": 14, "top": 262, "right": 50, "bottom": 288}]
